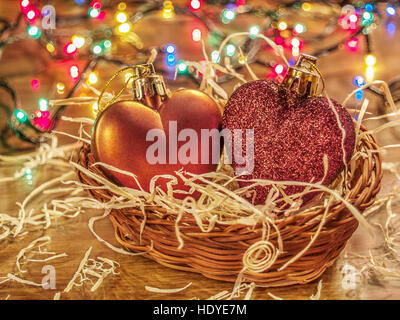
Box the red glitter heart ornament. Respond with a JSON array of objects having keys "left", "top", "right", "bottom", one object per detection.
[{"left": 222, "top": 56, "right": 355, "bottom": 206}]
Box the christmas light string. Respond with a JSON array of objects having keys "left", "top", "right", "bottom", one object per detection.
[{"left": 0, "top": 0, "right": 398, "bottom": 153}]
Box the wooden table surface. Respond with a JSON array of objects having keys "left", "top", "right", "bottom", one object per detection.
[{"left": 1, "top": 0, "right": 400, "bottom": 300}]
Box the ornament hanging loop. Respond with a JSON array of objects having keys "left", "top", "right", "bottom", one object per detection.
[
  {"left": 282, "top": 54, "right": 325, "bottom": 97},
  {"left": 96, "top": 63, "right": 166, "bottom": 115}
]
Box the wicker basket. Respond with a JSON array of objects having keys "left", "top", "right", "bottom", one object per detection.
[{"left": 76, "top": 126, "right": 382, "bottom": 287}]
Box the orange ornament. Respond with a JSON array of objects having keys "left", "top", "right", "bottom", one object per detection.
[{"left": 91, "top": 64, "right": 222, "bottom": 198}]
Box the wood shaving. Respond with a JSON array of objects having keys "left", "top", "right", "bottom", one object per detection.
[
  {"left": 145, "top": 282, "right": 192, "bottom": 294},
  {"left": 15, "top": 236, "right": 67, "bottom": 273},
  {"left": 267, "top": 292, "right": 284, "bottom": 300},
  {"left": 310, "top": 280, "right": 323, "bottom": 300},
  {"left": 59, "top": 247, "right": 119, "bottom": 298}
]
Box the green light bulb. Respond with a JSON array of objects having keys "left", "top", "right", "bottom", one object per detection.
[
  {"left": 14, "top": 110, "right": 28, "bottom": 123},
  {"left": 177, "top": 61, "right": 188, "bottom": 74}
]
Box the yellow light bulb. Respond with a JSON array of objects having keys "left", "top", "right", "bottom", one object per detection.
[
  {"left": 365, "top": 54, "right": 376, "bottom": 66},
  {"left": 46, "top": 43, "right": 55, "bottom": 53},
  {"left": 365, "top": 66, "right": 375, "bottom": 82},
  {"left": 302, "top": 2, "right": 312, "bottom": 11},
  {"left": 277, "top": 21, "right": 288, "bottom": 31},
  {"left": 87, "top": 72, "right": 98, "bottom": 85},
  {"left": 92, "top": 102, "right": 99, "bottom": 117},
  {"left": 291, "top": 38, "right": 300, "bottom": 47},
  {"left": 72, "top": 35, "right": 85, "bottom": 48},
  {"left": 162, "top": 1, "right": 175, "bottom": 19},
  {"left": 238, "top": 55, "right": 247, "bottom": 65},
  {"left": 56, "top": 82, "right": 65, "bottom": 94},
  {"left": 115, "top": 11, "right": 128, "bottom": 23},
  {"left": 118, "top": 22, "right": 131, "bottom": 33},
  {"left": 117, "top": 2, "right": 127, "bottom": 11}
]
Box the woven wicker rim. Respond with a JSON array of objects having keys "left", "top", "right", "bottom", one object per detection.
[{"left": 77, "top": 126, "right": 382, "bottom": 287}]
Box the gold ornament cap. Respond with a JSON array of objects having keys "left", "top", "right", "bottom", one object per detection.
[
  {"left": 132, "top": 63, "right": 168, "bottom": 110},
  {"left": 282, "top": 54, "right": 320, "bottom": 97}
]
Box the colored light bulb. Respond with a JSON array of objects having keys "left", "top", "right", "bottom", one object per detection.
[
  {"left": 56, "top": 82, "right": 65, "bottom": 94},
  {"left": 92, "top": 44, "right": 103, "bottom": 55},
  {"left": 92, "top": 102, "right": 99, "bottom": 117},
  {"left": 162, "top": 1, "right": 175, "bottom": 19},
  {"left": 89, "top": 8, "right": 100, "bottom": 18},
  {"left": 274, "top": 64, "right": 284, "bottom": 74},
  {"left": 39, "top": 98, "right": 49, "bottom": 111},
  {"left": 87, "top": 72, "right": 98, "bottom": 85},
  {"left": 222, "top": 8, "right": 235, "bottom": 23},
  {"left": 166, "top": 54, "right": 176, "bottom": 66},
  {"left": 365, "top": 3, "right": 374, "bottom": 11},
  {"left": 118, "top": 22, "right": 131, "bottom": 33},
  {"left": 31, "top": 78, "right": 40, "bottom": 91},
  {"left": 301, "top": 2, "right": 311, "bottom": 11},
  {"left": 166, "top": 44, "right": 176, "bottom": 54},
  {"left": 27, "top": 26, "right": 41, "bottom": 38},
  {"left": 225, "top": 44, "right": 236, "bottom": 57},
  {"left": 177, "top": 61, "right": 188, "bottom": 73},
  {"left": 353, "top": 76, "right": 365, "bottom": 87},
  {"left": 363, "top": 11, "right": 373, "bottom": 21},
  {"left": 294, "top": 23, "right": 306, "bottom": 34},
  {"left": 72, "top": 35, "right": 85, "bottom": 48},
  {"left": 115, "top": 11, "right": 128, "bottom": 23},
  {"left": 277, "top": 21, "right": 288, "bottom": 31},
  {"left": 345, "top": 38, "right": 359, "bottom": 51},
  {"left": 118, "top": 2, "right": 126, "bottom": 11},
  {"left": 190, "top": 0, "right": 201, "bottom": 10},
  {"left": 20, "top": 0, "right": 30, "bottom": 7},
  {"left": 249, "top": 25, "right": 260, "bottom": 36},
  {"left": 291, "top": 38, "right": 300, "bottom": 47},
  {"left": 14, "top": 109, "right": 28, "bottom": 122},
  {"left": 366, "top": 66, "right": 374, "bottom": 82},
  {"left": 355, "top": 90, "right": 364, "bottom": 100},
  {"left": 386, "top": 22, "right": 396, "bottom": 35},
  {"left": 70, "top": 65, "right": 79, "bottom": 78},
  {"left": 365, "top": 54, "right": 376, "bottom": 66},
  {"left": 46, "top": 42, "right": 55, "bottom": 53},
  {"left": 349, "top": 14, "right": 358, "bottom": 23},
  {"left": 211, "top": 50, "right": 220, "bottom": 63},
  {"left": 90, "top": 1, "right": 102, "bottom": 9},
  {"left": 103, "top": 40, "right": 112, "bottom": 48},
  {"left": 64, "top": 42, "right": 77, "bottom": 55},
  {"left": 386, "top": 5, "right": 396, "bottom": 16},
  {"left": 26, "top": 10, "right": 36, "bottom": 20},
  {"left": 192, "top": 29, "right": 202, "bottom": 42}
]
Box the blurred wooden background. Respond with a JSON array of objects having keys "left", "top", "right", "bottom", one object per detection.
[{"left": 1, "top": 0, "right": 400, "bottom": 300}]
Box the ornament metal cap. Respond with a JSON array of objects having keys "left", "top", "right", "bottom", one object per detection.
[
  {"left": 282, "top": 54, "right": 320, "bottom": 97},
  {"left": 132, "top": 63, "right": 168, "bottom": 110}
]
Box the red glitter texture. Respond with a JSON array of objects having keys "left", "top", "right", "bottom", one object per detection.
[{"left": 222, "top": 79, "right": 356, "bottom": 205}]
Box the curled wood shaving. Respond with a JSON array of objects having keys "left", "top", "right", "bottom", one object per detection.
[
  {"left": 267, "top": 292, "right": 284, "bottom": 300},
  {"left": 310, "top": 280, "right": 323, "bottom": 300},
  {"left": 59, "top": 247, "right": 119, "bottom": 298},
  {"left": 15, "top": 236, "right": 67, "bottom": 273},
  {"left": 243, "top": 282, "right": 256, "bottom": 300},
  {"left": 206, "top": 283, "right": 253, "bottom": 300},
  {"left": 4, "top": 273, "right": 43, "bottom": 287},
  {"left": 145, "top": 282, "right": 192, "bottom": 294}
]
